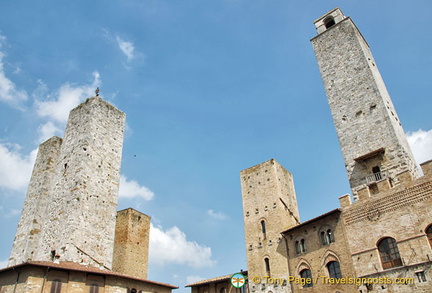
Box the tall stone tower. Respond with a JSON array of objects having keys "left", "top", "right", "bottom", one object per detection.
[
  {"left": 311, "top": 8, "right": 420, "bottom": 199},
  {"left": 9, "top": 96, "right": 126, "bottom": 269},
  {"left": 241, "top": 159, "right": 299, "bottom": 293},
  {"left": 112, "top": 208, "right": 151, "bottom": 279}
]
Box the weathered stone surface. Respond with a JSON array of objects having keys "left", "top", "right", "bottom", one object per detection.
[
  {"left": 241, "top": 159, "right": 299, "bottom": 293},
  {"left": 8, "top": 136, "right": 62, "bottom": 266},
  {"left": 112, "top": 208, "right": 151, "bottom": 279},
  {"left": 9, "top": 96, "right": 126, "bottom": 269},
  {"left": 311, "top": 8, "right": 420, "bottom": 200}
]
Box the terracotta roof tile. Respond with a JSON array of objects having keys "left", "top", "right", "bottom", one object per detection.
[{"left": 0, "top": 261, "right": 178, "bottom": 289}]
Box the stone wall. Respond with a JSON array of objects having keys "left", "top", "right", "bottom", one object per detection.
[
  {"left": 283, "top": 210, "right": 357, "bottom": 293},
  {"left": 0, "top": 264, "right": 175, "bottom": 293},
  {"left": 241, "top": 159, "right": 299, "bottom": 293},
  {"left": 341, "top": 176, "right": 432, "bottom": 279},
  {"left": 113, "top": 208, "right": 151, "bottom": 279},
  {"left": 311, "top": 8, "right": 420, "bottom": 199},
  {"left": 9, "top": 137, "right": 62, "bottom": 266},
  {"left": 9, "top": 96, "right": 126, "bottom": 269}
]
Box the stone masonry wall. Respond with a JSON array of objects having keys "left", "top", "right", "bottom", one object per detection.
[
  {"left": 284, "top": 211, "right": 357, "bottom": 293},
  {"left": 38, "top": 97, "right": 126, "bottom": 269},
  {"left": 241, "top": 159, "right": 300, "bottom": 293},
  {"left": 8, "top": 136, "right": 63, "bottom": 266},
  {"left": 112, "top": 208, "right": 151, "bottom": 279},
  {"left": 311, "top": 10, "right": 420, "bottom": 198},
  {"left": 0, "top": 265, "right": 174, "bottom": 293}
]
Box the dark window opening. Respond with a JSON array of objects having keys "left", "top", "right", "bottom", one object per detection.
[
  {"left": 261, "top": 220, "right": 266, "bottom": 236},
  {"left": 426, "top": 225, "right": 432, "bottom": 248},
  {"left": 327, "top": 261, "right": 342, "bottom": 279},
  {"left": 378, "top": 237, "right": 402, "bottom": 269},
  {"left": 324, "top": 16, "right": 336, "bottom": 29},
  {"left": 295, "top": 239, "right": 306, "bottom": 254},
  {"left": 372, "top": 166, "right": 382, "bottom": 181},
  {"left": 299, "top": 269, "right": 313, "bottom": 288},
  {"left": 321, "top": 229, "right": 335, "bottom": 245},
  {"left": 264, "top": 257, "right": 271, "bottom": 275},
  {"left": 416, "top": 271, "right": 427, "bottom": 283}
]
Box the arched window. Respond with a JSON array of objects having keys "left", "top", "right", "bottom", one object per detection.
[
  {"left": 378, "top": 237, "right": 402, "bottom": 269},
  {"left": 299, "top": 269, "right": 313, "bottom": 288},
  {"left": 295, "top": 239, "right": 306, "bottom": 254},
  {"left": 327, "top": 261, "right": 342, "bottom": 279},
  {"left": 90, "top": 284, "right": 99, "bottom": 293},
  {"left": 321, "top": 229, "right": 335, "bottom": 245},
  {"left": 129, "top": 289, "right": 137, "bottom": 293},
  {"left": 426, "top": 225, "right": 432, "bottom": 248},
  {"left": 220, "top": 287, "right": 226, "bottom": 293},
  {"left": 50, "top": 280, "right": 62, "bottom": 293},
  {"left": 324, "top": 16, "right": 336, "bottom": 29},
  {"left": 264, "top": 257, "right": 271, "bottom": 275}
]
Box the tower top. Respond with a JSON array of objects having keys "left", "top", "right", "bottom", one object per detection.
[{"left": 313, "top": 7, "right": 345, "bottom": 34}]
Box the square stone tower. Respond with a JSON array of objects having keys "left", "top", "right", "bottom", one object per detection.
[
  {"left": 9, "top": 96, "right": 126, "bottom": 269},
  {"left": 310, "top": 8, "right": 420, "bottom": 199},
  {"left": 112, "top": 208, "right": 151, "bottom": 279},
  {"left": 241, "top": 159, "right": 299, "bottom": 293}
]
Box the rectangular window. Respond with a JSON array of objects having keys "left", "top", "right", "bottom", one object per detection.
[{"left": 416, "top": 271, "right": 426, "bottom": 283}]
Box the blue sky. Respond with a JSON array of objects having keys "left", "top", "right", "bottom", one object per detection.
[{"left": 0, "top": 0, "right": 431, "bottom": 291}]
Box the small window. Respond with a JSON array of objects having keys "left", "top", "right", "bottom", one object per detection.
[
  {"left": 372, "top": 166, "right": 382, "bottom": 181},
  {"left": 327, "top": 261, "right": 342, "bottom": 279},
  {"left": 299, "top": 269, "right": 313, "bottom": 288},
  {"left": 378, "top": 237, "right": 402, "bottom": 269},
  {"left": 321, "top": 229, "right": 335, "bottom": 245},
  {"left": 324, "top": 16, "right": 336, "bottom": 29},
  {"left": 264, "top": 257, "right": 271, "bottom": 275},
  {"left": 261, "top": 220, "right": 266, "bottom": 235},
  {"left": 295, "top": 239, "right": 306, "bottom": 254},
  {"left": 50, "top": 280, "right": 62, "bottom": 293},
  {"left": 416, "top": 271, "right": 427, "bottom": 283},
  {"left": 90, "top": 284, "right": 99, "bottom": 293}
]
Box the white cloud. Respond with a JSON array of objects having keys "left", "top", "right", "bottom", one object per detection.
[
  {"left": 119, "top": 175, "right": 154, "bottom": 200},
  {"left": 149, "top": 223, "right": 216, "bottom": 268},
  {"left": 0, "top": 36, "right": 28, "bottom": 108},
  {"left": 116, "top": 36, "right": 135, "bottom": 62},
  {"left": 186, "top": 275, "right": 204, "bottom": 285},
  {"left": 207, "top": 209, "right": 227, "bottom": 220},
  {"left": 0, "top": 259, "right": 8, "bottom": 269},
  {"left": 38, "top": 121, "right": 62, "bottom": 143},
  {"left": 35, "top": 72, "right": 101, "bottom": 123},
  {"left": 0, "top": 144, "right": 37, "bottom": 191},
  {"left": 406, "top": 129, "right": 432, "bottom": 164},
  {"left": 0, "top": 206, "right": 20, "bottom": 218}
]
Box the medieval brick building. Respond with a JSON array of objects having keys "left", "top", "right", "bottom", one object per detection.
[{"left": 188, "top": 7, "right": 432, "bottom": 293}]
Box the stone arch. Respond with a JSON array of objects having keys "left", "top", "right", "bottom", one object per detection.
[
  {"left": 321, "top": 250, "right": 341, "bottom": 268},
  {"left": 323, "top": 16, "right": 336, "bottom": 29},
  {"left": 318, "top": 224, "right": 335, "bottom": 245},
  {"left": 294, "top": 235, "right": 307, "bottom": 254},
  {"left": 295, "top": 258, "right": 312, "bottom": 276},
  {"left": 425, "top": 224, "right": 432, "bottom": 248}
]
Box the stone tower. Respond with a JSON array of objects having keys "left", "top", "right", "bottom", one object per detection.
[
  {"left": 241, "top": 159, "right": 299, "bottom": 293},
  {"left": 112, "top": 208, "right": 151, "bottom": 279},
  {"left": 9, "top": 96, "right": 126, "bottom": 269},
  {"left": 310, "top": 8, "right": 420, "bottom": 199}
]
